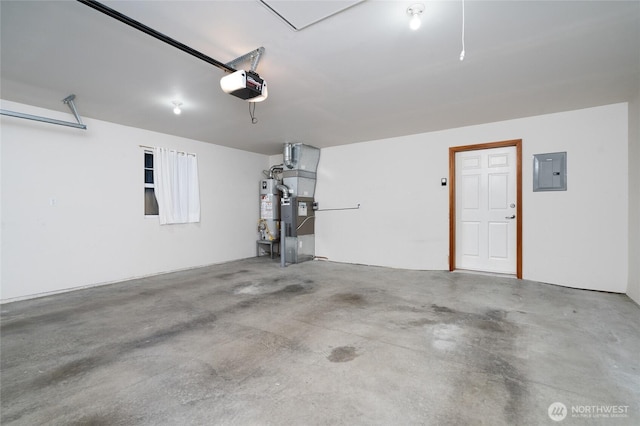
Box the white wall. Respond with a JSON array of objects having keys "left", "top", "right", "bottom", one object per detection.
[
  {"left": 1, "top": 100, "right": 268, "bottom": 301},
  {"left": 315, "top": 103, "right": 629, "bottom": 293},
  {"left": 2, "top": 101, "right": 632, "bottom": 299},
  {"left": 628, "top": 92, "right": 640, "bottom": 305}
]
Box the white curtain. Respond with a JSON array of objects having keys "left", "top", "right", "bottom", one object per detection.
[{"left": 153, "top": 147, "right": 201, "bottom": 225}]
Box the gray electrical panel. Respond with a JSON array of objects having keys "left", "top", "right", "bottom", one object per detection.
[{"left": 533, "top": 152, "right": 567, "bottom": 192}]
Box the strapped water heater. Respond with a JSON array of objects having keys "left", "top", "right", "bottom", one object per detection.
[{"left": 259, "top": 178, "right": 280, "bottom": 241}]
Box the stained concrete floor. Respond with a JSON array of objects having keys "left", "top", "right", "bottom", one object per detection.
[{"left": 1, "top": 258, "right": 639, "bottom": 425}]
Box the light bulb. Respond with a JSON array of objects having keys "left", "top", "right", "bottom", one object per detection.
[
  {"left": 407, "top": 4, "right": 425, "bottom": 31},
  {"left": 409, "top": 13, "right": 421, "bottom": 30},
  {"left": 459, "top": 50, "right": 465, "bottom": 61},
  {"left": 172, "top": 102, "right": 182, "bottom": 115}
]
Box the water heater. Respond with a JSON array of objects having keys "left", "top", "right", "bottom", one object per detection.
[{"left": 259, "top": 179, "right": 280, "bottom": 241}]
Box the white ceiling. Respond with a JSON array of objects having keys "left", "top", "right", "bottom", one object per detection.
[{"left": 1, "top": 0, "right": 639, "bottom": 155}]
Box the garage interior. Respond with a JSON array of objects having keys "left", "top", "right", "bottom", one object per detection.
[{"left": 1, "top": 1, "right": 639, "bottom": 425}]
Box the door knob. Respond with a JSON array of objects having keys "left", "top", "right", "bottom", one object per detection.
[{"left": 505, "top": 215, "right": 516, "bottom": 219}]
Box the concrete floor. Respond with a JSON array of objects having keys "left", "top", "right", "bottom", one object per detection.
[{"left": 1, "top": 258, "right": 639, "bottom": 425}]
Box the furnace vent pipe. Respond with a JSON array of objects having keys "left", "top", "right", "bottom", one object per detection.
[
  {"left": 276, "top": 184, "right": 290, "bottom": 199},
  {"left": 267, "top": 164, "right": 283, "bottom": 179},
  {"left": 262, "top": 166, "right": 282, "bottom": 179}
]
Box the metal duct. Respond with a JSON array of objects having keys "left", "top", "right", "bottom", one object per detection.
[
  {"left": 263, "top": 164, "right": 284, "bottom": 179},
  {"left": 276, "top": 184, "right": 290, "bottom": 199},
  {"left": 269, "top": 164, "right": 283, "bottom": 178},
  {"left": 284, "top": 143, "right": 294, "bottom": 169},
  {"left": 282, "top": 143, "right": 320, "bottom": 198}
]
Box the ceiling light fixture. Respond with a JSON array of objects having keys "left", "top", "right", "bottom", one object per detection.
[
  {"left": 407, "top": 4, "right": 425, "bottom": 31},
  {"left": 172, "top": 101, "right": 182, "bottom": 115}
]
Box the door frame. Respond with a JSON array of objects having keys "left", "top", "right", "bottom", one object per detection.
[{"left": 449, "top": 139, "right": 523, "bottom": 279}]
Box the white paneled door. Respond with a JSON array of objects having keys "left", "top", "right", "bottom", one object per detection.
[{"left": 455, "top": 146, "right": 517, "bottom": 274}]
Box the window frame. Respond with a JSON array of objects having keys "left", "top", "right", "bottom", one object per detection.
[{"left": 144, "top": 150, "right": 159, "bottom": 217}]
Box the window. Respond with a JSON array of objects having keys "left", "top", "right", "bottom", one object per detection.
[{"left": 144, "top": 151, "right": 159, "bottom": 216}]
